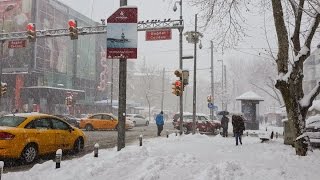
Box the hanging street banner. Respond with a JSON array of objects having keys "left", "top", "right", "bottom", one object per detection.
[
  {"left": 107, "top": 6, "right": 138, "bottom": 59},
  {"left": 8, "top": 40, "right": 27, "bottom": 48},
  {"left": 145, "top": 29, "right": 172, "bottom": 41}
]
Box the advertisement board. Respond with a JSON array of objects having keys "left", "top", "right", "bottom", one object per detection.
[{"left": 107, "top": 7, "right": 137, "bottom": 59}]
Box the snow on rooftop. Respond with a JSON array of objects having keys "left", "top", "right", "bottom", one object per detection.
[
  {"left": 236, "top": 91, "right": 264, "bottom": 101},
  {"left": 3, "top": 134, "right": 320, "bottom": 180}
]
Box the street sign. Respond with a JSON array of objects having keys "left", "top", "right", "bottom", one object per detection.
[
  {"left": 8, "top": 40, "right": 26, "bottom": 48},
  {"left": 145, "top": 29, "right": 172, "bottom": 41},
  {"left": 107, "top": 6, "right": 137, "bottom": 59}
]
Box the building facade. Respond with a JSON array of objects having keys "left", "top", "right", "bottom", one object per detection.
[{"left": 1, "top": 0, "right": 107, "bottom": 114}]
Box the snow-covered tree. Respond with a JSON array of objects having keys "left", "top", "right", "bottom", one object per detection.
[{"left": 192, "top": 0, "right": 320, "bottom": 156}]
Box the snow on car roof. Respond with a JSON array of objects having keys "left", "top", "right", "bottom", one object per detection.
[{"left": 306, "top": 115, "right": 320, "bottom": 125}]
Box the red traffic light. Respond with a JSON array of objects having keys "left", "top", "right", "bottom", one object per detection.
[
  {"left": 68, "top": 19, "right": 76, "bottom": 28},
  {"left": 175, "top": 80, "right": 181, "bottom": 87},
  {"left": 26, "top": 23, "right": 35, "bottom": 31}
]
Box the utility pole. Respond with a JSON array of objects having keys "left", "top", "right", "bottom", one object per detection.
[
  {"left": 192, "top": 14, "right": 198, "bottom": 135},
  {"left": 161, "top": 68, "right": 165, "bottom": 111},
  {"left": 224, "top": 65, "right": 227, "bottom": 110},
  {"left": 210, "top": 41, "right": 214, "bottom": 120},
  {"left": 118, "top": 0, "right": 127, "bottom": 151}
]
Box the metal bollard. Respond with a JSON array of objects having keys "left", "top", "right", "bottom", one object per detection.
[
  {"left": 0, "top": 161, "right": 4, "bottom": 180},
  {"left": 276, "top": 132, "right": 278, "bottom": 139},
  {"left": 139, "top": 134, "right": 143, "bottom": 146},
  {"left": 94, "top": 143, "right": 99, "bottom": 157},
  {"left": 55, "top": 149, "right": 62, "bottom": 169},
  {"left": 166, "top": 130, "right": 169, "bottom": 138}
]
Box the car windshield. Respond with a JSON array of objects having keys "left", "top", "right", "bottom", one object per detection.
[{"left": 0, "top": 116, "right": 27, "bottom": 127}]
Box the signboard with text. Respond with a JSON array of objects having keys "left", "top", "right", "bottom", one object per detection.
[
  {"left": 145, "top": 29, "right": 172, "bottom": 41},
  {"left": 107, "top": 6, "right": 138, "bottom": 59},
  {"left": 8, "top": 40, "right": 27, "bottom": 49}
]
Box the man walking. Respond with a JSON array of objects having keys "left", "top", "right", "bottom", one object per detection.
[
  {"left": 221, "top": 114, "right": 229, "bottom": 137},
  {"left": 232, "top": 115, "right": 245, "bottom": 145},
  {"left": 155, "top": 111, "right": 164, "bottom": 136}
]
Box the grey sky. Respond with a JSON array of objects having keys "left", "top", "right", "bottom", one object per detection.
[{"left": 61, "top": 0, "right": 275, "bottom": 77}]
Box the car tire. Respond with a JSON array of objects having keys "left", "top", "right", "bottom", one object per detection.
[
  {"left": 21, "top": 143, "right": 38, "bottom": 164},
  {"left": 73, "top": 137, "right": 84, "bottom": 153},
  {"left": 85, "top": 124, "right": 93, "bottom": 131},
  {"left": 145, "top": 121, "right": 149, "bottom": 126}
]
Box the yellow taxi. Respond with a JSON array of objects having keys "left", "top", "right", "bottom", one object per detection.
[
  {"left": 79, "top": 113, "right": 134, "bottom": 131},
  {"left": 0, "top": 113, "right": 86, "bottom": 163}
]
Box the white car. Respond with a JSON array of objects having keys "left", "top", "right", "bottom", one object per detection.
[
  {"left": 126, "top": 114, "right": 149, "bottom": 126},
  {"left": 306, "top": 115, "right": 320, "bottom": 146}
]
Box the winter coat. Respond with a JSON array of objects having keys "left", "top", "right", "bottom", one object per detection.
[
  {"left": 232, "top": 115, "right": 245, "bottom": 134},
  {"left": 155, "top": 114, "right": 164, "bottom": 126},
  {"left": 221, "top": 116, "right": 229, "bottom": 129}
]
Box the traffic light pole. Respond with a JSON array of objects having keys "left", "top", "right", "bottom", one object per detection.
[
  {"left": 179, "top": 0, "right": 184, "bottom": 135},
  {"left": 192, "top": 14, "right": 198, "bottom": 135}
]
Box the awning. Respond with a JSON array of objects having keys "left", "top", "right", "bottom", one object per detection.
[{"left": 21, "top": 86, "right": 85, "bottom": 104}]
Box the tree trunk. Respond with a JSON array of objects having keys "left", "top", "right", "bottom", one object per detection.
[{"left": 278, "top": 71, "right": 308, "bottom": 156}]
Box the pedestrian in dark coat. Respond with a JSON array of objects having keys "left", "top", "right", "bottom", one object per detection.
[
  {"left": 221, "top": 115, "right": 229, "bottom": 137},
  {"left": 232, "top": 115, "right": 245, "bottom": 145},
  {"left": 155, "top": 111, "right": 164, "bottom": 136}
]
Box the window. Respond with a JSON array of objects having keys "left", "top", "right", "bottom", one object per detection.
[
  {"left": 52, "top": 118, "right": 69, "bottom": 130},
  {"left": 102, "top": 115, "right": 113, "bottom": 120},
  {"left": 0, "top": 116, "right": 26, "bottom": 127},
  {"left": 90, "top": 114, "right": 102, "bottom": 119},
  {"left": 26, "top": 119, "right": 52, "bottom": 129},
  {"left": 199, "top": 116, "right": 208, "bottom": 121}
]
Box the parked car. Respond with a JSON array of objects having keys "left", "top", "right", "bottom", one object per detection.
[
  {"left": 126, "top": 114, "right": 149, "bottom": 126},
  {"left": 54, "top": 114, "right": 80, "bottom": 127},
  {"left": 173, "top": 113, "right": 221, "bottom": 134},
  {"left": 306, "top": 115, "right": 320, "bottom": 147},
  {"left": 79, "top": 113, "right": 134, "bottom": 131},
  {"left": 0, "top": 113, "right": 86, "bottom": 163}
]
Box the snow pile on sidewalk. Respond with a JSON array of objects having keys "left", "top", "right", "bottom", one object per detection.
[{"left": 4, "top": 134, "right": 320, "bottom": 180}]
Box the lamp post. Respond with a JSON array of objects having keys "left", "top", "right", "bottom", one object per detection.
[
  {"left": 173, "top": 0, "right": 184, "bottom": 135},
  {"left": 218, "top": 59, "right": 224, "bottom": 110},
  {"left": 184, "top": 14, "right": 203, "bottom": 134},
  {"left": 0, "top": 4, "right": 15, "bottom": 110}
]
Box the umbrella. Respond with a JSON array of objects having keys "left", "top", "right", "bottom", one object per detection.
[{"left": 217, "top": 111, "right": 229, "bottom": 116}]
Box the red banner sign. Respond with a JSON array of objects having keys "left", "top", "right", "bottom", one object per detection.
[
  {"left": 8, "top": 40, "right": 26, "bottom": 48},
  {"left": 146, "top": 29, "right": 172, "bottom": 41}
]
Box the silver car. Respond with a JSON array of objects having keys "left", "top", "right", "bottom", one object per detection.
[
  {"left": 306, "top": 115, "right": 320, "bottom": 147},
  {"left": 126, "top": 114, "right": 149, "bottom": 126}
]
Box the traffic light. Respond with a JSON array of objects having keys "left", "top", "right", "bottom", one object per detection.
[
  {"left": 182, "top": 70, "right": 189, "bottom": 85},
  {"left": 1, "top": 82, "right": 7, "bottom": 96},
  {"left": 26, "top": 23, "right": 36, "bottom": 42},
  {"left": 68, "top": 19, "right": 78, "bottom": 40},
  {"left": 171, "top": 80, "right": 182, "bottom": 96}
]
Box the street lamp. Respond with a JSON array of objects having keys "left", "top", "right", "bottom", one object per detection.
[
  {"left": 184, "top": 14, "right": 203, "bottom": 134},
  {"left": 0, "top": 4, "right": 15, "bottom": 110},
  {"left": 173, "top": 0, "right": 184, "bottom": 135}
]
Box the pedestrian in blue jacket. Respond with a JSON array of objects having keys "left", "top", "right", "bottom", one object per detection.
[{"left": 155, "top": 111, "right": 164, "bottom": 136}]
